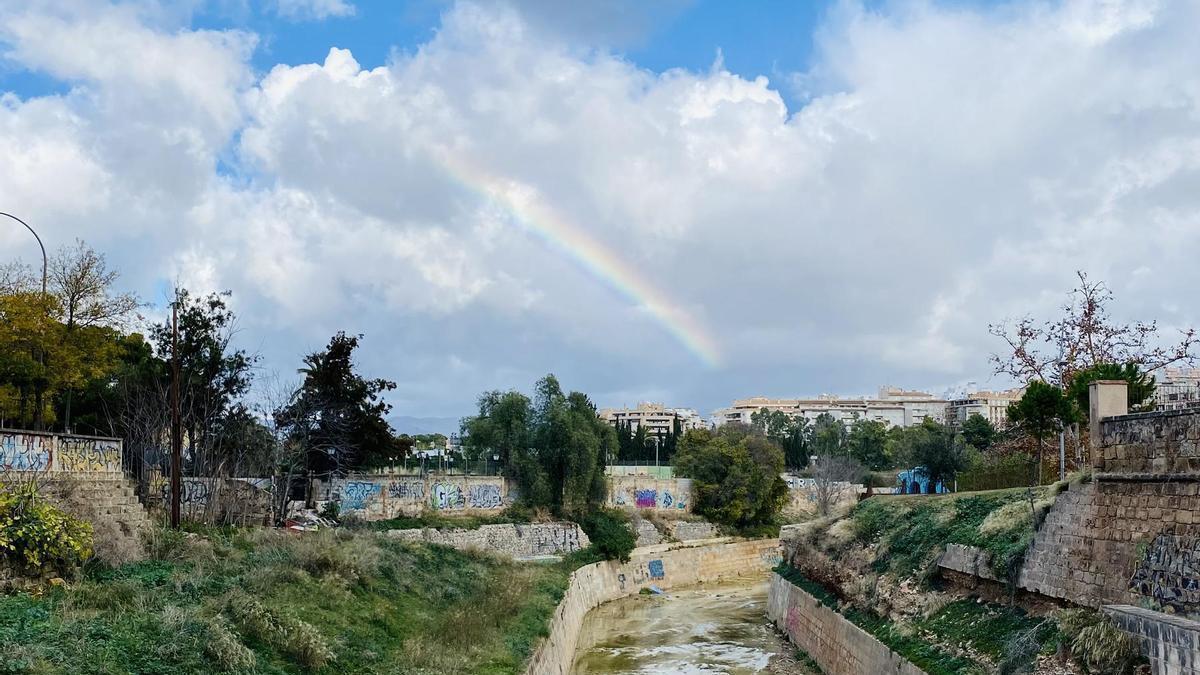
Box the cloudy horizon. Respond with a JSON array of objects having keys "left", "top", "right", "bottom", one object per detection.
[{"left": 1, "top": 0, "right": 1197, "bottom": 422}]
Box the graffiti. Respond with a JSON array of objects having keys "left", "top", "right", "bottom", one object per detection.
[
  {"left": 614, "top": 490, "right": 627, "bottom": 506},
  {"left": 648, "top": 559, "right": 665, "bottom": 579},
  {"left": 761, "top": 550, "right": 783, "bottom": 567},
  {"left": 1129, "top": 533, "right": 1200, "bottom": 611},
  {"left": 57, "top": 437, "right": 122, "bottom": 472},
  {"left": 635, "top": 489, "right": 657, "bottom": 508},
  {"left": 0, "top": 433, "right": 52, "bottom": 472},
  {"left": 387, "top": 480, "right": 425, "bottom": 500},
  {"left": 431, "top": 483, "right": 465, "bottom": 510},
  {"left": 468, "top": 483, "right": 503, "bottom": 509},
  {"left": 528, "top": 525, "right": 583, "bottom": 555},
  {"left": 659, "top": 491, "right": 674, "bottom": 508},
  {"left": 618, "top": 573, "right": 627, "bottom": 590},
  {"left": 342, "top": 481, "right": 381, "bottom": 510},
  {"left": 159, "top": 479, "right": 213, "bottom": 508}
]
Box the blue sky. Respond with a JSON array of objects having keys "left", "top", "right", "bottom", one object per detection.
[{"left": 1, "top": 0, "right": 1196, "bottom": 421}]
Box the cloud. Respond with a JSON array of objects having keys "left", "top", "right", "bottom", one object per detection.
[
  {"left": 3, "top": 0, "right": 1200, "bottom": 417},
  {"left": 271, "top": 0, "right": 356, "bottom": 21}
]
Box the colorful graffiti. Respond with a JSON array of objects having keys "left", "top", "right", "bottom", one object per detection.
[
  {"left": 0, "top": 433, "right": 52, "bottom": 472},
  {"left": 57, "top": 437, "right": 121, "bottom": 472},
  {"left": 431, "top": 483, "right": 465, "bottom": 510},
  {"left": 529, "top": 525, "right": 584, "bottom": 555},
  {"left": 468, "top": 483, "right": 502, "bottom": 509},
  {"left": 342, "top": 481, "right": 381, "bottom": 510},
  {"left": 635, "top": 489, "right": 657, "bottom": 508}
]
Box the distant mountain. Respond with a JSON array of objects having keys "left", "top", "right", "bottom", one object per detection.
[{"left": 390, "top": 415, "right": 464, "bottom": 437}]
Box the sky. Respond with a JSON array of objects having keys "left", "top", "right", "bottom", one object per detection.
[{"left": 1, "top": 0, "right": 1197, "bottom": 426}]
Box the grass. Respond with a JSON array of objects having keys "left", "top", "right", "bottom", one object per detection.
[
  {"left": 355, "top": 511, "right": 529, "bottom": 532},
  {"left": 851, "top": 487, "right": 1052, "bottom": 581},
  {"left": 774, "top": 566, "right": 1055, "bottom": 675},
  {"left": 0, "top": 526, "right": 578, "bottom": 674}
]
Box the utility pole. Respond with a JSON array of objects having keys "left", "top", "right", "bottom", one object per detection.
[{"left": 170, "top": 294, "right": 182, "bottom": 529}]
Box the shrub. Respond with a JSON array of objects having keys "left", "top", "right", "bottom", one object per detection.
[
  {"left": 318, "top": 501, "right": 340, "bottom": 521},
  {"left": 203, "top": 615, "right": 256, "bottom": 672},
  {"left": 227, "top": 591, "right": 335, "bottom": 668},
  {"left": 1058, "top": 609, "right": 1142, "bottom": 674},
  {"left": 0, "top": 487, "right": 93, "bottom": 572},
  {"left": 578, "top": 509, "right": 636, "bottom": 562}
]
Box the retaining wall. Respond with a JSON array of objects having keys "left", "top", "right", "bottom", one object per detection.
[
  {"left": 0, "top": 429, "right": 122, "bottom": 474},
  {"left": 606, "top": 475, "right": 692, "bottom": 512},
  {"left": 1106, "top": 605, "right": 1200, "bottom": 675},
  {"left": 386, "top": 522, "right": 589, "bottom": 559},
  {"left": 767, "top": 574, "right": 925, "bottom": 675},
  {"left": 315, "top": 475, "right": 511, "bottom": 518},
  {"left": 523, "top": 537, "right": 782, "bottom": 675}
]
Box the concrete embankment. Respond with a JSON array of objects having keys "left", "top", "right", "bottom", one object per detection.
[
  {"left": 524, "top": 537, "right": 783, "bottom": 675},
  {"left": 767, "top": 573, "right": 925, "bottom": 675}
]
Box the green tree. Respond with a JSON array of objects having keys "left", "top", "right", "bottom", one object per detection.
[
  {"left": 960, "top": 413, "right": 998, "bottom": 452},
  {"left": 890, "top": 419, "right": 971, "bottom": 488},
  {"left": 750, "top": 407, "right": 809, "bottom": 468},
  {"left": 1065, "top": 362, "right": 1156, "bottom": 419},
  {"left": 461, "top": 390, "right": 532, "bottom": 472},
  {"left": 673, "top": 425, "right": 788, "bottom": 530},
  {"left": 278, "top": 332, "right": 396, "bottom": 473},
  {"left": 810, "top": 412, "right": 845, "bottom": 456},
  {"left": 1007, "top": 380, "right": 1075, "bottom": 484},
  {"left": 846, "top": 419, "right": 890, "bottom": 470}
]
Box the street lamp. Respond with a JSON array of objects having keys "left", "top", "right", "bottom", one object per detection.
[{"left": 0, "top": 212, "right": 47, "bottom": 295}]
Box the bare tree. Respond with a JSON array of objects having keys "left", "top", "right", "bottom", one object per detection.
[
  {"left": 810, "top": 454, "right": 865, "bottom": 517},
  {"left": 991, "top": 271, "right": 1198, "bottom": 387}
]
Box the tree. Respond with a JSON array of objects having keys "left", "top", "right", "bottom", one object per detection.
[
  {"left": 48, "top": 241, "right": 139, "bottom": 430},
  {"left": 846, "top": 419, "right": 890, "bottom": 470},
  {"left": 150, "top": 289, "right": 257, "bottom": 476},
  {"left": 891, "top": 419, "right": 971, "bottom": 488},
  {"left": 991, "top": 271, "right": 1198, "bottom": 387},
  {"left": 751, "top": 407, "right": 809, "bottom": 469},
  {"left": 810, "top": 413, "right": 845, "bottom": 457},
  {"left": 278, "top": 332, "right": 396, "bottom": 473},
  {"left": 1065, "top": 362, "right": 1156, "bottom": 419},
  {"left": 1006, "top": 381, "right": 1075, "bottom": 484},
  {"left": 810, "top": 454, "right": 865, "bottom": 517},
  {"left": 673, "top": 425, "right": 788, "bottom": 530},
  {"left": 960, "top": 413, "right": 998, "bottom": 452}
]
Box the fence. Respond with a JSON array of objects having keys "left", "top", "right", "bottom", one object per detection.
[{"left": 605, "top": 463, "right": 675, "bottom": 478}]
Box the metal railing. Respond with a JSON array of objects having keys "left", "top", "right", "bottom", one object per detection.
[{"left": 1153, "top": 384, "right": 1200, "bottom": 411}]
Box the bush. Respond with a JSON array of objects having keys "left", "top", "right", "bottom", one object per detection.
[
  {"left": 578, "top": 509, "right": 636, "bottom": 562},
  {"left": 227, "top": 591, "right": 335, "bottom": 669},
  {"left": 0, "top": 487, "right": 93, "bottom": 571},
  {"left": 318, "top": 501, "right": 340, "bottom": 521},
  {"left": 957, "top": 453, "right": 1041, "bottom": 491},
  {"left": 1058, "top": 609, "right": 1143, "bottom": 674}
]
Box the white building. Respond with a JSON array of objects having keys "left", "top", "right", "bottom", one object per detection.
[
  {"left": 945, "top": 389, "right": 1023, "bottom": 428},
  {"left": 599, "top": 402, "right": 708, "bottom": 437},
  {"left": 712, "top": 387, "right": 946, "bottom": 429},
  {"left": 1155, "top": 367, "right": 1200, "bottom": 410}
]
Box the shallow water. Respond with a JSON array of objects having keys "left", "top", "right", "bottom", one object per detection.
[{"left": 570, "top": 576, "right": 790, "bottom": 674}]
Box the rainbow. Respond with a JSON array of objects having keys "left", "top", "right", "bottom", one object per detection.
[{"left": 435, "top": 151, "right": 722, "bottom": 368}]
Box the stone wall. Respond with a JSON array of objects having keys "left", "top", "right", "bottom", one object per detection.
[
  {"left": 606, "top": 475, "right": 692, "bottom": 512},
  {"left": 315, "top": 475, "right": 511, "bottom": 519},
  {"left": 1099, "top": 409, "right": 1200, "bottom": 475},
  {"left": 39, "top": 475, "right": 151, "bottom": 565},
  {"left": 386, "top": 522, "right": 588, "bottom": 560},
  {"left": 767, "top": 573, "right": 925, "bottom": 675},
  {"left": 147, "top": 476, "right": 274, "bottom": 525},
  {"left": 523, "top": 537, "right": 782, "bottom": 675},
  {"left": 1106, "top": 605, "right": 1200, "bottom": 675},
  {"left": 0, "top": 429, "right": 122, "bottom": 474}
]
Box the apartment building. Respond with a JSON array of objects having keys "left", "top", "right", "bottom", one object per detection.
[
  {"left": 712, "top": 387, "right": 947, "bottom": 429},
  {"left": 944, "top": 389, "right": 1023, "bottom": 428},
  {"left": 598, "top": 402, "right": 708, "bottom": 436},
  {"left": 1155, "top": 367, "right": 1200, "bottom": 410}
]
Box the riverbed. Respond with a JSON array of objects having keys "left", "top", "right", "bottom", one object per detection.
[{"left": 570, "top": 576, "right": 798, "bottom": 674}]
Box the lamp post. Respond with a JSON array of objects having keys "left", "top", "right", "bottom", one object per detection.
[{"left": 1, "top": 212, "right": 47, "bottom": 295}]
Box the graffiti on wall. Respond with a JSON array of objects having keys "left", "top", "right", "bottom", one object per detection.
[
  {"left": 635, "top": 489, "right": 657, "bottom": 508},
  {"left": 529, "top": 525, "right": 583, "bottom": 555},
  {"left": 1129, "top": 533, "right": 1200, "bottom": 611},
  {"left": 468, "top": 483, "right": 502, "bottom": 509},
  {"left": 342, "top": 481, "right": 382, "bottom": 510},
  {"left": 387, "top": 480, "right": 424, "bottom": 500},
  {"left": 158, "top": 479, "right": 214, "bottom": 509},
  {"left": 57, "top": 437, "right": 121, "bottom": 472},
  {"left": 648, "top": 559, "right": 665, "bottom": 579},
  {"left": 0, "top": 433, "right": 51, "bottom": 472},
  {"left": 431, "top": 483, "right": 465, "bottom": 510}
]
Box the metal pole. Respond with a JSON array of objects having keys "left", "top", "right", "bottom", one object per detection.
[
  {"left": 1059, "top": 430, "right": 1066, "bottom": 482},
  {"left": 170, "top": 296, "right": 182, "bottom": 529},
  {"left": 0, "top": 212, "right": 47, "bottom": 295}
]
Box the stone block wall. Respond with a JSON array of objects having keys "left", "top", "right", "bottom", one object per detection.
[
  {"left": 606, "top": 475, "right": 692, "bottom": 512},
  {"left": 315, "top": 474, "right": 511, "bottom": 519},
  {"left": 1, "top": 429, "right": 122, "bottom": 474},
  {"left": 524, "top": 537, "right": 782, "bottom": 675},
  {"left": 147, "top": 475, "right": 274, "bottom": 525},
  {"left": 39, "top": 476, "right": 151, "bottom": 565},
  {"left": 1099, "top": 410, "right": 1200, "bottom": 475},
  {"left": 767, "top": 573, "right": 925, "bottom": 675},
  {"left": 1106, "top": 605, "right": 1200, "bottom": 675},
  {"left": 387, "top": 522, "right": 589, "bottom": 559}
]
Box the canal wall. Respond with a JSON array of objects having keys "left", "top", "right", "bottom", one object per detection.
[
  {"left": 385, "top": 522, "right": 589, "bottom": 560},
  {"left": 523, "top": 537, "right": 782, "bottom": 675},
  {"left": 767, "top": 574, "right": 925, "bottom": 675}
]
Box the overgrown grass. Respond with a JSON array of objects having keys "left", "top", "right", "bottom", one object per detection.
[
  {"left": 356, "top": 510, "right": 529, "bottom": 532},
  {"left": 851, "top": 487, "right": 1052, "bottom": 581},
  {"left": 0, "top": 527, "right": 577, "bottom": 674}
]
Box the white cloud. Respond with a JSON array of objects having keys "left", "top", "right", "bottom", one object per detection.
[
  {"left": 3, "top": 0, "right": 1200, "bottom": 416},
  {"left": 272, "top": 0, "right": 355, "bottom": 21}
]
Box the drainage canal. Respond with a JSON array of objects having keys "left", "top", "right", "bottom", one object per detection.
[{"left": 570, "top": 575, "right": 797, "bottom": 674}]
